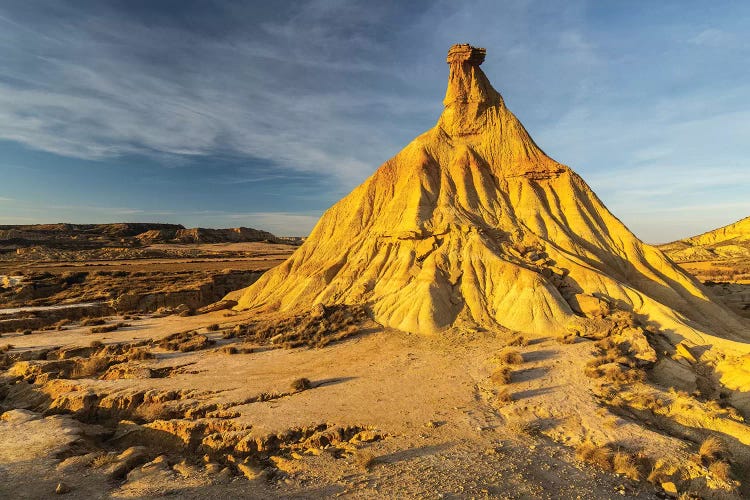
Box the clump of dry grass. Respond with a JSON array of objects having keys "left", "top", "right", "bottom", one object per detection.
[
  {"left": 575, "top": 441, "right": 612, "bottom": 471},
  {"left": 206, "top": 324, "right": 220, "bottom": 332},
  {"left": 71, "top": 355, "right": 110, "bottom": 379},
  {"left": 613, "top": 451, "right": 641, "bottom": 480},
  {"left": 490, "top": 366, "right": 512, "bottom": 385},
  {"left": 90, "top": 452, "right": 119, "bottom": 468},
  {"left": 0, "top": 344, "right": 13, "bottom": 353},
  {"left": 126, "top": 348, "right": 153, "bottom": 361},
  {"left": 22, "top": 329, "right": 32, "bottom": 336},
  {"left": 235, "top": 305, "right": 368, "bottom": 349},
  {"left": 698, "top": 436, "right": 726, "bottom": 465},
  {"left": 89, "top": 322, "right": 131, "bottom": 334},
  {"left": 159, "top": 331, "right": 215, "bottom": 352},
  {"left": 498, "top": 348, "right": 523, "bottom": 365},
  {"left": 707, "top": 460, "right": 732, "bottom": 481},
  {"left": 506, "top": 333, "right": 528, "bottom": 347},
  {"left": 355, "top": 450, "right": 376, "bottom": 470},
  {"left": 81, "top": 318, "right": 106, "bottom": 327},
  {"left": 496, "top": 388, "right": 513, "bottom": 405},
  {"left": 221, "top": 345, "right": 238, "bottom": 355},
  {"left": 90, "top": 340, "right": 103, "bottom": 348},
  {"left": 290, "top": 377, "right": 312, "bottom": 392},
  {"left": 557, "top": 333, "right": 577, "bottom": 344}
]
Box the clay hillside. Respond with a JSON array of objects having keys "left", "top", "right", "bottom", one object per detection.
[
  {"left": 659, "top": 216, "right": 750, "bottom": 318},
  {"left": 658, "top": 216, "right": 750, "bottom": 270},
  {"left": 231, "top": 44, "right": 747, "bottom": 347}
]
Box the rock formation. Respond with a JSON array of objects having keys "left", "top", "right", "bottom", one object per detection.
[
  {"left": 233, "top": 44, "right": 748, "bottom": 345},
  {"left": 659, "top": 216, "right": 750, "bottom": 263}
]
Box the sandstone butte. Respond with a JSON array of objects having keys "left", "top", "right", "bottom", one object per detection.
[{"left": 230, "top": 44, "right": 749, "bottom": 353}]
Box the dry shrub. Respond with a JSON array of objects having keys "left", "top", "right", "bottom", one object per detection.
[
  {"left": 575, "top": 441, "right": 612, "bottom": 471},
  {"left": 221, "top": 345, "right": 238, "bottom": 355},
  {"left": 236, "top": 305, "right": 368, "bottom": 349},
  {"left": 698, "top": 436, "right": 726, "bottom": 465},
  {"left": 707, "top": 460, "right": 732, "bottom": 481},
  {"left": 496, "top": 388, "right": 513, "bottom": 404},
  {"left": 90, "top": 325, "right": 118, "bottom": 334},
  {"left": 206, "top": 324, "right": 220, "bottom": 332},
  {"left": 22, "top": 329, "right": 32, "bottom": 336},
  {"left": 355, "top": 450, "right": 376, "bottom": 470},
  {"left": 557, "top": 333, "right": 577, "bottom": 344},
  {"left": 490, "top": 366, "right": 512, "bottom": 385},
  {"left": 126, "top": 348, "right": 153, "bottom": 361},
  {"left": 507, "top": 334, "right": 528, "bottom": 347},
  {"left": 90, "top": 340, "right": 103, "bottom": 348},
  {"left": 91, "top": 452, "right": 119, "bottom": 468},
  {"left": 498, "top": 349, "right": 523, "bottom": 365},
  {"left": 159, "top": 331, "right": 215, "bottom": 352},
  {"left": 613, "top": 452, "right": 641, "bottom": 480},
  {"left": 291, "top": 377, "right": 312, "bottom": 392},
  {"left": 81, "top": 318, "right": 106, "bottom": 326},
  {"left": 72, "top": 356, "right": 110, "bottom": 379},
  {"left": 0, "top": 344, "right": 13, "bottom": 353}
]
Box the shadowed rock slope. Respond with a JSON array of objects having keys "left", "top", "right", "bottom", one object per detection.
[{"left": 233, "top": 44, "right": 747, "bottom": 345}]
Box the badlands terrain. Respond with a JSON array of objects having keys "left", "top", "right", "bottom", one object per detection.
[{"left": 1, "top": 45, "right": 750, "bottom": 499}]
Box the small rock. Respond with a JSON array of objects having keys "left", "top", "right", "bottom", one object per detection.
[
  {"left": 237, "top": 462, "right": 265, "bottom": 480},
  {"left": 213, "top": 467, "right": 234, "bottom": 484}
]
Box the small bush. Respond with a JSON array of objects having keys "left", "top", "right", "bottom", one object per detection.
[
  {"left": 613, "top": 452, "right": 641, "bottom": 480},
  {"left": 557, "top": 333, "right": 577, "bottom": 344},
  {"left": 81, "top": 318, "right": 106, "bottom": 326},
  {"left": 221, "top": 345, "right": 238, "bottom": 355},
  {"left": 90, "top": 340, "right": 103, "bottom": 348},
  {"left": 206, "top": 324, "right": 220, "bottom": 332},
  {"left": 126, "top": 348, "right": 153, "bottom": 361},
  {"left": 71, "top": 356, "right": 110, "bottom": 379},
  {"left": 90, "top": 452, "right": 119, "bottom": 468},
  {"left": 22, "top": 329, "right": 32, "bottom": 336},
  {"left": 699, "top": 436, "right": 726, "bottom": 465},
  {"left": 708, "top": 460, "right": 732, "bottom": 481},
  {"left": 90, "top": 325, "right": 119, "bottom": 334},
  {"left": 355, "top": 451, "right": 376, "bottom": 471},
  {"left": 498, "top": 349, "right": 523, "bottom": 365},
  {"left": 0, "top": 344, "right": 13, "bottom": 353},
  {"left": 575, "top": 441, "right": 612, "bottom": 471},
  {"left": 496, "top": 388, "right": 513, "bottom": 404},
  {"left": 290, "top": 377, "right": 312, "bottom": 392},
  {"left": 490, "top": 366, "right": 512, "bottom": 385},
  {"left": 507, "top": 334, "right": 528, "bottom": 346}
]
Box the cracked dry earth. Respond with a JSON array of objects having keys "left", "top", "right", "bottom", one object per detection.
[{"left": 0, "top": 309, "right": 700, "bottom": 499}]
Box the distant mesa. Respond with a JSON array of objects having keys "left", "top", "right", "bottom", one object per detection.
[
  {"left": 231, "top": 44, "right": 747, "bottom": 347},
  {"left": 0, "top": 223, "right": 287, "bottom": 251}
]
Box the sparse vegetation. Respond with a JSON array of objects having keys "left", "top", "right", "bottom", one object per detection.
[
  {"left": 90, "top": 340, "right": 103, "bottom": 348},
  {"left": 498, "top": 348, "right": 523, "bottom": 365},
  {"left": 575, "top": 441, "right": 612, "bottom": 471},
  {"left": 496, "top": 387, "right": 513, "bottom": 404},
  {"left": 355, "top": 450, "right": 376, "bottom": 471},
  {"left": 506, "top": 333, "right": 528, "bottom": 347},
  {"left": 206, "top": 323, "right": 220, "bottom": 331},
  {"left": 291, "top": 377, "right": 312, "bottom": 392},
  {"left": 698, "top": 436, "right": 726, "bottom": 465},
  {"left": 490, "top": 366, "right": 512, "bottom": 385},
  {"left": 159, "top": 331, "right": 215, "bottom": 352},
  {"left": 81, "top": 318, "right": 106, "bottom": 326},
  {"left": 71, "top": 355, "right": 110, "bottom": 379},
  {"left": 613, "top": 451, "right": 641, "bottom": 480}
]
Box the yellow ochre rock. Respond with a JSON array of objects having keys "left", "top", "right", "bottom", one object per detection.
[{"left": 231, "top": 44, "right": 748, "bottom": 346}]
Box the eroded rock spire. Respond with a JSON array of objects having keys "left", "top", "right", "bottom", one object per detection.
[{"left": 441, "top": 44, "right": 503, "bottom": 135}]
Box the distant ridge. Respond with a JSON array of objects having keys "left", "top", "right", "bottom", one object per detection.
[{"left": 0, "top": 223, "right": 282, "bottom": 250}]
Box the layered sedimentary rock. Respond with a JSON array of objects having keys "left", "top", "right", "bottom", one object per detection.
[{"left": 233, "top": 44, "right": 747, "bottom": 344}]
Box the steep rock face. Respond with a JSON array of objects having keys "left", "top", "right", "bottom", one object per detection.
[{"left": 233, "top": 44, "right": 747, "bottom": 342}]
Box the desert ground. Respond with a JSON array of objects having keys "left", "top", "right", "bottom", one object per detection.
[
  {"left": 3, "top": 45, "right": 750, "bottom": 500},
  {"left": 1, "top": 247, "right": 748, "bottom": 499}
]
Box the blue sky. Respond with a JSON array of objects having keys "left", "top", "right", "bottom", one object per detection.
[{"left": 0, "top": 0, "right": 748, "bottom": 242}]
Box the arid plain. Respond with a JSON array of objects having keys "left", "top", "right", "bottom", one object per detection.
[{"left": 1, "top": 45, "right": 750, "bottom": 500}]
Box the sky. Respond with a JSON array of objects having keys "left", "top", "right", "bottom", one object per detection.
[{"left": 0, "top": 1, "right": 748, "bottom": 242}]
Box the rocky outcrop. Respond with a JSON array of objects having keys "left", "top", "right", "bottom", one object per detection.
[{"left": 231, "top": 43, "right": 747, "bottom": 347}]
